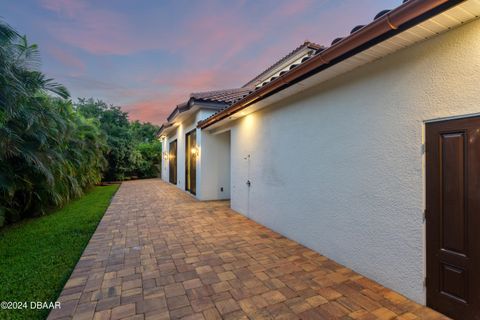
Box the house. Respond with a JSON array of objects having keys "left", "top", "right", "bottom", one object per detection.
[
  {"left": 158, "top": 87, "right": 252, "bottom": 199},
  {"left": 158, "top": 42, "right": 319, "bottom": 200},
  {"left": 158, "top": 1, "right": 480, "bottom": 318}
]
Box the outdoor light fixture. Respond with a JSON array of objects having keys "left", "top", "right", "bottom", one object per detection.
[
  {"left": 191, "top": 146, "right": 199, "bottom": 157},
  {"left": 162, "top": 151, "right": 169, "bottom": 160}
]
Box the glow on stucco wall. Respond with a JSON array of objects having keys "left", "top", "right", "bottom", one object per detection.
[
  {"left": 230, "top": 113, "right": 259, "bottom": 216},
  {"left": 198, "top": 128, "right": 231, "bottom": 201}
]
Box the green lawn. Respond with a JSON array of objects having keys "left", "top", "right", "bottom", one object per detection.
[{"left": 0, "top": 185, "right": 119, "bottom": 320}]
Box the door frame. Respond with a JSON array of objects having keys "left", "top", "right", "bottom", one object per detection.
[
  {"left": 424, "top": 112, "right": 480, "bottom": 125},
  {"left": 185, "top": 129, "right": 197, "bottom": 195}
]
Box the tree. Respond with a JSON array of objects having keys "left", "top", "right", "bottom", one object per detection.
[
  {"left": 131, "top": 141, "right": 162, "bottom": 178},
  {"left": 130, "top": 120, "right": 159, "bottom": 143},
  {"left": 129, "top": 121, "right": 162, "bottom": 178},
  {"left": 75, "top": 99, "right": 162, "bottom": 181},
  {"left": 75, "top": 98, "right": 133, "bottom": 181}
]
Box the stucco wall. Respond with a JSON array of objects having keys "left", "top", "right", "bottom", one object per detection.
[
  {"left": 161, "top": 135, "right": 169, "bottom": 182},
  {"left": 161, "top": 109, "right": 219, "bottom": 198},
  {"left": 162, "top": 115, "right": 196, "bottom": 190},
  {"left": 229, "top": 19, "right": 480, "bottom": 303},
  {"left": 198, "top": 130, "right": 231, "bottom": 200}
]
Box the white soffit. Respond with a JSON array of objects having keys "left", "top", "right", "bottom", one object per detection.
[{"left": 206, "top": 0, "right": 480, "bottom": 132}]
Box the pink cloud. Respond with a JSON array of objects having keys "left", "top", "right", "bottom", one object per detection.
[
  {"left": 153, "top": 69, "right": 220, "bottom": 90},
  {"left": 154, "top": 67, "right": 248, "bottom": 96},
  {"left": 39, "top": 0, "right": 309, "bottom": 60},
  {"left": 171, "top": 0, "right": 314, "bottom": 67},
  {"left": 124, "top": 66, "right": 251, "bottom": 124},
  {"left": 124, "top": 94, "right": 183, "bottom": 123},
  {"left": 178, "top": 12, "right": 261, "bottom": 65},
  {"left": 47, "top": 46, "right": 85, "bottom": 75},
  {"left": 39, "top": 0, "right": 86, "bottom": 17}
]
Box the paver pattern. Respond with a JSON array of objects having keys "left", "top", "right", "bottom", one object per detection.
[{"left": 49, "top": 179, "right": 449, "bottom": 320}]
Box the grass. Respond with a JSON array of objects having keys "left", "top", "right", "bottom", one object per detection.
[{"left": 0, "top": 185, "right": 119, "bottom": 320}]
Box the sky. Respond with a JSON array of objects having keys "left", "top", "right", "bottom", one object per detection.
[{"left": 1, "top": 0, "right": 400, "bottom": 124}]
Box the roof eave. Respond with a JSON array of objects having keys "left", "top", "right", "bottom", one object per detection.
[
  {"left": 241, "top": 41, "right": 324, "bottom": 88},
  {"left": 156, "top": 122, "right": 173, "bottom": 138},
  {"left": 158, "top": 99, "right": 229, "bottom": 136}
]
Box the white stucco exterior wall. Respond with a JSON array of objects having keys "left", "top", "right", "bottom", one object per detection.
[
  {"left": 167, "top": 119, "right": 188, "bottom": 190},
  {"left": 198, "top": 130, "right": 231, "bottom": 200},
  {"left": 161, "top": 108, "right": 226, "bottom": 199},
  {"left": 160, "top": 136, "right": 168, "bottom": 182},
  {"left": 161, "top": 114, "right": 196, "bottom": 190},
  {"left": 229, "top": 19, "right": 480, "bottom": 304}
]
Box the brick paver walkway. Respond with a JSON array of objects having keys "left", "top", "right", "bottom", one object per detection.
[{"left": 49, "top": 179, "right": 448, "bottom": 320}]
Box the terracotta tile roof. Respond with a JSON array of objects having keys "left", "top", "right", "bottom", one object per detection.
[
  {"left": 162, "top": 87, "right": 254, "bottom": 125},
  {"left": 187, "top": 41, "right": 321, "bottom": 108},
  {"left": 196, "top": 41, "right": 328, "bottom": 126},
  {"left": 190, "top": 87, "right": 254, "bottom": 104},
  {"left": 242, "top": 41, "right": 323, "bottom": 88}
]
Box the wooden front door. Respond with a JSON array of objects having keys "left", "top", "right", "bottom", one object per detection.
[
  {"left": 169, "top": 140, "right": 177, "bottom": 184},
  {"left": 426, "top": 116, "right": 480, "bottom": 319},
  {"left": 185, "top": 130, "right": 197, "bottom": 195}
]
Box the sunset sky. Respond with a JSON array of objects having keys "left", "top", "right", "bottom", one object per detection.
[{"left": 1, "top": 0, "right": 399, "bottom": 124}]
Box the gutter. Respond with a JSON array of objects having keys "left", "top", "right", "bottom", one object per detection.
[{"left": 198, "top": 0, "right": 463, "bottom": 129}]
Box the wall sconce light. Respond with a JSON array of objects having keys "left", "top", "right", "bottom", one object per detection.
[
  {"left": 191, "top": 146, "right": 199, "bottom": 157},
  {"left": 162, "top": 151, "right": 169, "bottom": 160}
]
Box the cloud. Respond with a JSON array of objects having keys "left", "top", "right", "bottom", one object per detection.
[
  {"left": 272, "top": 0, "right": 314, "bottom": 17},
  {"left": 124, "top": 95, "right": 183, "bottom": 124},
  {"left": 39, "top": 0, "right": 159, "bottom": 55},
  {"left": 121, "top": 65, "right": 254, "bottom": 124},
  {"left": 39, "top": 0, "right": 86, "bottom": 16},
  {"left": 38, "top": 0, "right": 314, "bottom": 59},
  {"left": 60, "top": 75, "right": 123, "bottom": 91},
  {"left": 46, "top": 46, "right": 85, "bottom": 75},
  {"left": 153, "top": 69, "right": 222, "bottom": 90}
]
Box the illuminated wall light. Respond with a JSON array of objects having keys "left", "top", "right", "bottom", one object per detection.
[{"left": 191, "top": 146, "right": 199, "bottom": 157}]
